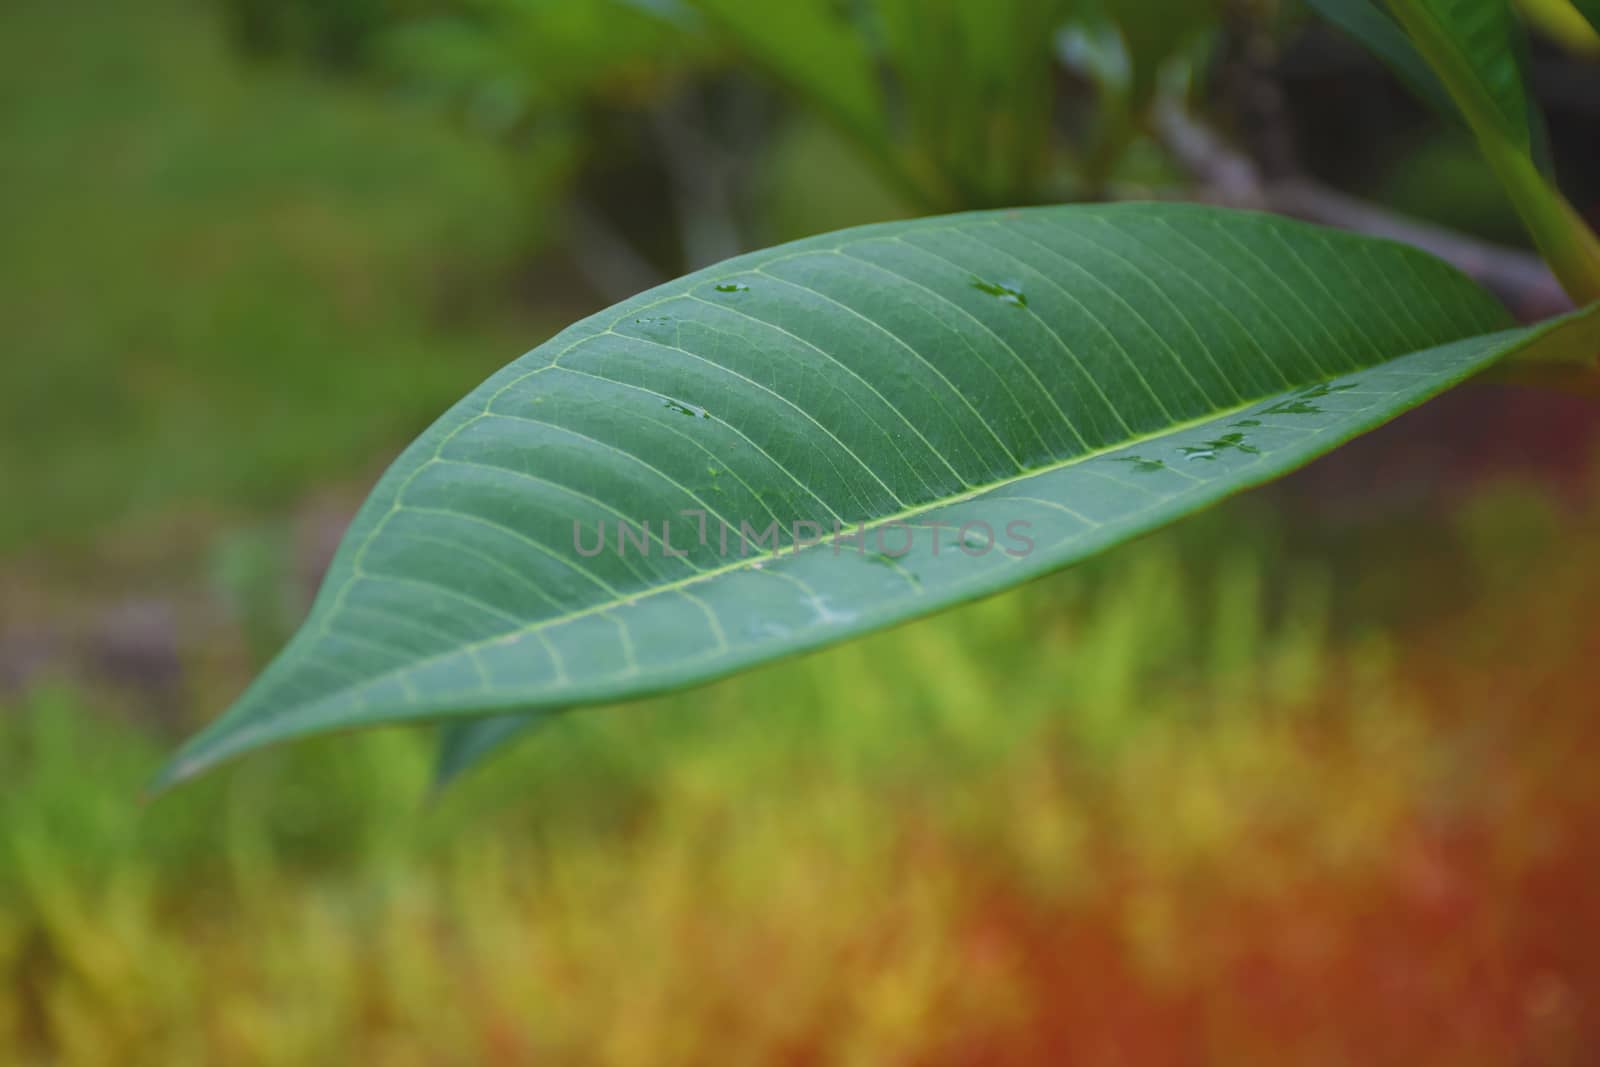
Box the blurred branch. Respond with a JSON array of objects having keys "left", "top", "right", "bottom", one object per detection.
[
  {"left": 649, "top": 92, "right": 748, "bottom": 269},
  {"left": 1153, "top": 100, "right": 1272, "bottom": 209},
  {"left": 1153, "top": 102, "right": 1574, "bottom": 323},
  {"left": 568, "top": 198, "right": 668, "bottom": 303},
  {"left": 1266, "top": 179, "right": 1575, "bottom": 321}
]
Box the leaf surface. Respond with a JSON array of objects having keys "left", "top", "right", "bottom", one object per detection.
[{"left": 157, "top": 203, "right": 1600, "bottom": 787}]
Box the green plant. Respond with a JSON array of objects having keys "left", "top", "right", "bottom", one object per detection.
[
  {"left": 1310, "top": 0, "right": 1600, "bottom": 300},
  {"left": 157, "top": 0, "right": 1600, "bottom": 790}
]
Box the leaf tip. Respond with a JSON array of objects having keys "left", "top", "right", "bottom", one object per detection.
[
  {"left": 143, "top": 754, "right": 206, "bottom": 799},
  {"left": 146, "top": 716, "right": 273, "bottom": 795}
]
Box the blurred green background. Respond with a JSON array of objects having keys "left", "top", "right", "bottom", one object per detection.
[{"left": 3, "top": 0, "right": 1599, "bottom": 1063}]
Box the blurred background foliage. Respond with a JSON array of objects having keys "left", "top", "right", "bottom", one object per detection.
[{"left": 2, "top": 0, "right": 1599, "bottom": 1062}]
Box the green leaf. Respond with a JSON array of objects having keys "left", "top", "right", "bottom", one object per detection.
[
  {"left": 871, "top": 0, "right": 1074, "bottom": 206},
  {"left": 1302, "top": 0, "right": 1459, "bottom": 117},
  {"left": 1387, "top": 0, "right": 1532, "bottom": 149},
  {"left": 154, "top": 204, "right": 1600, "bottom": 788},
  {"left": 1519, "top": 0, "right": 1600, "bottom": 40},
  {"left": 678, "top": 0, "right": 883, "bottom": 139},
  {"left": 1383, "top": 0, "right": 1600, "bottom": 301},
  {"left": 1100, "top": 0, "right": 1218, "bottom": 99},
  {"left": 431, "top": 710, "right": 557, "bottom": 792},
  {"left": 1309, "top": 0, "right": 1556, "bottom": 163}
]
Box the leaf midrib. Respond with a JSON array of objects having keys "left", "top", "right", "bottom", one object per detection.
[
  {"left": 291, "top": 208, "right": 1522, "bottom": 718},
  {"left": 297, "top": 363, "right": 1419, "bottom": 711}
]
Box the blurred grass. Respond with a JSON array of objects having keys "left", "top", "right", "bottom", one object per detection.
[
  {"left": 0, "top": 515, "right": 1338, "bottom": 1064},
  {"left": 0, "top": 0, "right": 540, "bottom": 554},
  {"left": 4, "top": 485, "right": 1600, "bottom": 1063}
]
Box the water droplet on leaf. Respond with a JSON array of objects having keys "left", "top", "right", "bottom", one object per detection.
[
  {"left": 971, "top": 278, "right": 1027, "bottom": 307},
  {"left": 663, "top": 399, "right": 710, "bottom": 419},
  {"left": 865, "top": 551, "right": 921, "bottom": 590},
  {"left": 1179, "top": 432, "right": 1259, "bottom": 461},
  {"left": 630, "top": 314, "right": 676, "bottom": 343}
]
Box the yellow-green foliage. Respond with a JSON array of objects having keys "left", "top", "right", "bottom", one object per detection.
[{"left": 9, "top": 486, "right": 1597, "bottom": 1064}]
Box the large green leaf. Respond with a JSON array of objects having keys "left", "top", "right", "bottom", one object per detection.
[{"left": 155, "top": 204, "right": 1600, "bottom": 788}]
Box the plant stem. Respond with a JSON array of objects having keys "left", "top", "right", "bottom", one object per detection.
[
  {"left": 1477, "top": 138, "right": 1600, "bottom": 305},
  {"left": 1385, "top": 0, "right": 1600, "bottom": 304}
]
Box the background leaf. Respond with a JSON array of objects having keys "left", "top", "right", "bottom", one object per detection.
[
  {"left": 1542, "top": 0, "right": 1600, "bottom": 35},
  {"left": 678, "top": 0, "right": 901, "bottom": 194},
  {"left": 156, "top": 203, "right": 1600, "bottom": 787},
  {"left": 1302, "top": 0, "right": 1460, "bottom": 117},
  {"left": 1308, "top": 0, "right": 1555, "bottom": 165},
  {"left": 871, "top": 0, "right": 1074, "bottom": 206},
  {"left": 1387, "top": 0, "right": 1532, "bottom": 148},
  {"left": 1382, "top": 0, "right": 1600, "bottom": 300},
  {"left": 1520, "top": 0, "right": 1600, "bottom": 40},
  {"left": 431, "top": 710, "right": 559, "bottom": 791},
  {"left": 1100, "top": 0, "right": 1218, "bottom": 100}
]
